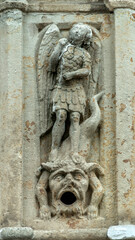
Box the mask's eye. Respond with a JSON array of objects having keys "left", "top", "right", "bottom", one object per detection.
[
  {"left": 53, "top": 174, "right": 64, "bottom": 181},
  {"left": 73, "top": 172, "right": 84, "bottom": 181}
]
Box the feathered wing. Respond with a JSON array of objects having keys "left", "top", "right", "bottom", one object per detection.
[
  {"left": 36, "top": 24, "right": 60, "bottom": 136},
  {"left": 85, "top": 26, "right": 102, "bottom": 103}
]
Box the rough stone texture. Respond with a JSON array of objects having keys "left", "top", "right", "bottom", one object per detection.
[
  {"left": 104, "top": 0, "right": 135, "bottom": 11},
  {"left": 107, "top": 225, "right": 135, "bottom": 240},
  {"left": 0, "top": 9, "right": 24, "bottom": 227},
  {"left": 0, "top": 228, "right": 108, "bottom": 240},
  {"left": 33, "top": 228, "right": 108, "bottom": 240},
  {"left": 99, "top": 13, "right": 117, "bottom": 227},
  {"left": 0, "top": 227, "right": 33, "bottom": 240},
  {"left": 0, "top": 0, "right": 108, "bottom": 13},
  {"left": 114, "top": 9, "right": 135, "bottom": 224},
  {"left": 0, "top": 0, "right": 28, "bottom": 12}
]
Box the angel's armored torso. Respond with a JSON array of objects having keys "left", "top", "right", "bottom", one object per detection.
[{"left": 53, "top": 44, "right": 91, "bottom": 116}]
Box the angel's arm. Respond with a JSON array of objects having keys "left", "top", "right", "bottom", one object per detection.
[
  {"left": 63, "top": 69, "right": 89, "bottom": 80},
  {"left": 50, "top": 38, "right": 68, "bottom": 72},
  {"left": 63, "top": 51, "right": 91, "bottom": 80}
]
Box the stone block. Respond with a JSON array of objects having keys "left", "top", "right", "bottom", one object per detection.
[
  {"left": 107, "top": 225, "right": 135, "bottom": 240},
  {"left": 0, "top": 227, "right": 33, "bottom": 240}
]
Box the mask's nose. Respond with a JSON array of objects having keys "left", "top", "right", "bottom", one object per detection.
[
  {"left": 64, "top": 173, "right": 75, "bottom": 188},
  {"left": 65, "top": 173, "right": 73, "bottom": 181}
]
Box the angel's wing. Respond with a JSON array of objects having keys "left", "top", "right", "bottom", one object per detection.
[
  {"left": 36, "top": 24, "right": 60, "bottom": 136},
  {"left": 84, "top": 26, "right": 102, "bottom": 103},
  {"left": 82, "top": 26, "right": 102, "bottom": 121},
  {"left": 90, "top": 27, "right": 102, "bottom": 98}
]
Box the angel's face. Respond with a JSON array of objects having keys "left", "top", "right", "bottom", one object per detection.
[{"left": 69, "top": 25, "right": 87, "bottom": 46}]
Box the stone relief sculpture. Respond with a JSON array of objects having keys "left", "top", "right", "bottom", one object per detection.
[
  {"left": 36, "top": 23, "right": 104, "bottom": 220},
  {"left": 49, "top": 24, "right": 92, "bottom": 160}
]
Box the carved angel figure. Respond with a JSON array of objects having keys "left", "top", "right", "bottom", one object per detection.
[
  {"left": 36, "top": 23, "right": 104, "bottom": 221},
  {"left": 36, "top": 23, "right": 101, "bottom": 160},
  {"left": 50, "top": 23, "right": 92, "bottom": 159}
]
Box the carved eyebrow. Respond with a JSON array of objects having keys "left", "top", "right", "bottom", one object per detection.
[
  {"left": 72, "top": 169, "right": 86, "bottom": 177},
  {"left": 49, "top": 169, "right": 66, "bottom": 180}
]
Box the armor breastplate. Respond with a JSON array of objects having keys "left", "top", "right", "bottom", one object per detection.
[{"left": 56, "top": 45, "right": 83, "bottom": 85}]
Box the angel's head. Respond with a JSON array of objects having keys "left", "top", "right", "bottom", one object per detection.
[{"left": 68, "top": 23, "right": 92, "bottom": 49}]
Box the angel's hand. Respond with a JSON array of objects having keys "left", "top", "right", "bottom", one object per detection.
[
  {"left": 87, "top": 205, "right": 98, "bottom": 219},
  {"left": 63, "top": 72, "right": 73, "bottom": 81},
  {"left": 40, "top": 205, "right": 51, "bottom": 220},
  {"left": 58, "top": 38, "right": 68, "bottom": 47}
]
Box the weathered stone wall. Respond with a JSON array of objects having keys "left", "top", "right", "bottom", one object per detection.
[{"left": 0, "top": 1, "right": 135, "bottom": 240}]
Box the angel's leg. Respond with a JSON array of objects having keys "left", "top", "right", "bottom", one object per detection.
[
  {"left": 70, "top": 112, "right": 80, "bottom": 153},
  {"left": 51, "top": 109, "right": 67, "bottom": 150}
]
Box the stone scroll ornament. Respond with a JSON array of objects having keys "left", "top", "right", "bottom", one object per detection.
[{"left": 36, "top": 23, "right": 104, "bottom": 220}]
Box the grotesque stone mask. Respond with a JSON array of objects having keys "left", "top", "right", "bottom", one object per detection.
[{"left": 49, "top": 166, "right": 89, "bottom": 217}]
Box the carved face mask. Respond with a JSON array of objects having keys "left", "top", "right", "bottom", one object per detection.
[{"left": 49, "top": 166, "right": 89, "bottom": 209}]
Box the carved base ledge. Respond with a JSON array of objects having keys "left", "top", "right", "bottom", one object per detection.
[
  {"left": 34, "top": 229, "right": 108, "bottom": 240},
  {"left": 1, "top": 226, "right": 135, "bottom": 240},
  {"left": 0, "top": 227, "right": 108, "bottom": 240},
  {"left": 104, "top": 0, "right": 135, "bottom": 11}
]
